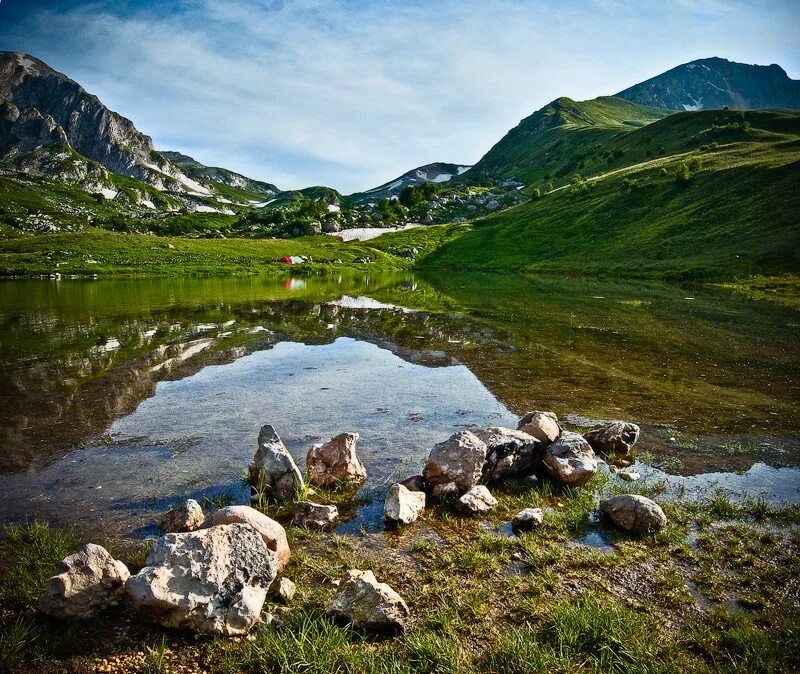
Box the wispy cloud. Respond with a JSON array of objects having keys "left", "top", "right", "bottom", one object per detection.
[{"left": 1, "top": 0, "right": 798, "bottom": 192}]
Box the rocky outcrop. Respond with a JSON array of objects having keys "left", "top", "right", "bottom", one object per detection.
[
  {"left": 423, "top": 430, "right": 487, "bottom": 494},
  {"left": 327, "top": 570, "right": 410, "bottom": 632},
  {"left": 39, "top": 544, "right": 129, "bottom": 619},
  {"left": 0, "top": 51, "right": 209, "bottom": 194},
  {"left": 600, "top": 495, "right": 667, "bottom": 534},
  {"left": 249, "top": 425, "right": 304, "bottom": 501},
  {"left": 293, "top": 501, "right": 340, "bottom": 531},
  {"left": 159, "top": 499, "right": 205, "bottom": 533},
  {"left": 203, "top": 505, "right": 290, "bottom": 571},
  {"left": 384, "top": 484, "right": 426, "bottom": 525},
  {"left": 457, "top": 485, "right": 497, "bottom": 515},
  {"left": 584, "top": 421, "right": 640, "bottom": 455},
  {"left": 517, "top": 411, "right": 560, "bottom": 445},
  {"left": 125, "top": 523, "right": 277, "bottom": 635},
  {"left": 306, "top": 432, "right": 366, "bottom": 486},
  {"left": 543, "top": 431, "right": 598, "bottom": 487},
  {"left": 511, "top": 508, "right": 544, "bottom": 531},
  {"left": 476, "top": 427, "right": 541, "bottom": 481}
]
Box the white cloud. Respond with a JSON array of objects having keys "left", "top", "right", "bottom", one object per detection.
[{"left": 3, "top": 0, "right": 798, "bottom": 192}]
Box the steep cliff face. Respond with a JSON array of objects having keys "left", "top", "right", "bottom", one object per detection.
[
  {"left": 616, "top": 57, "right": 800, "bottom": 111},
  {"left": 0, "top": 52, "right": 209, "bottom": 194}
]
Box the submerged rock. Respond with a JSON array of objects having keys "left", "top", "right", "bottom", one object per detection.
[
  {"left": 457, "top": 485, "right": 497, "bottom": 515},
  {"left": 159, "top": 499, "right": 204, "bottom": 533},
  {"left": 476, "top": 427, "right": 541, "bottom": 481},
  {"left": 517, "top": 411, "right": 561, "bottom": 445},
  {"left": 293, "top": 501, "right": 340, "bottom": 531},
  {"left": 307, "top": 432, "right": 367, "bottom": 486},
  {"left": 249, "top": 424, "right": 304, "bottom": 500},
  {"left": 584, "top": 421, "right": 640, "bottom": 455},
  {"left": 126, "top": 523, "right": 276, "bottom": 635},
  {"left": 384, "top": 483, "right": 426, "bottom": 525},
  {"left": 39, "top": 544, "right": 129, "bottom": 620},
  {"left": 204, "top": 505, "right": 290, "bottom": 571},
  {"left": 543, "top": 431, "right": 597, "bottom": 487},
  {"left": 423, "top": 430, "right": 487, "bottom": 494},
  {"left": 511, "top": 507, "right": 544, "bottom": 531},
  {"left": 600, "top": 494, "right": 667, "bottom": 534},
  {"left": 327, "top": 569, "right": 410, "bottom": 632}
]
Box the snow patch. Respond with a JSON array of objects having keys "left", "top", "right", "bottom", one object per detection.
[
  {"left": 98, "top": 187, "right": 118, "bottom": 200},
  {"left": 327, "top": 203, "right": 341, "bottom": 213},
  {"left": 329, "top": 223, "right": 421, "bottom": 242},
  {"left": 329, "top": 296, "right": 415, "bottom": 313},
  {"left": 140, "top": 199, "right": 156, "bottom": 209},
  {"left": 17, "top": 54, "right": 38, "bottom": 74},
  {"left": 457, "top": 166, "right": 471, "bottom": 175},
  {"left": 431, "top": 174, "right": 452, "bottom": 183}
]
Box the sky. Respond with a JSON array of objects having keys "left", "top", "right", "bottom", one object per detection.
[{"left": 1, "top": 0, "right": 798, "bottom": 193}]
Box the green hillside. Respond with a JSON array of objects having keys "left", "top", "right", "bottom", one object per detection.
[
  {"left": 376, "top": 109, "right": 800, "bottom": 280},
  {"left": 463, "top": 96, "right": 671, "bottom": 184}
]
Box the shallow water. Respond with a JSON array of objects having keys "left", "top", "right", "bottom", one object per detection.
[{"left": 1, "top": 272, "right": 798, "bottom": 539}]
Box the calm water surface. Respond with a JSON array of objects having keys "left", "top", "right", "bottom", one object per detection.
[{"left": 1, "top": 272, "right": 798, "bottom": 540}]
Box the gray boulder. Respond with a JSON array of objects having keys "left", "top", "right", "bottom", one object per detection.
[
  {"left": 584, "top": 421, "right": 640, "bottom": 455},
  {"left": 476, "top": 427, "right": 541, "bottom": 481},
  {"left": 159, "top": 499, "right": 204, "bottom": 533},
  {"left": 517, "top": 411, "right": 560, "bottom": 445},
  {"left": 511, "top": 508, "right": 544, "bottom": 531},
  {"left": 384, "top": 484, "right": 426, "bottom": 525},
  {"left": 423, "top": 430, "right": 487, "bottom": 494},
  {"left": 249, "top": 425, "right": 304, "bottom": 500},
  {"left": 307, "top": 432, "right": 366, "bottom": 487},
  {"left": 293, "top": 501, "right": 339, "bottom": 531},
  {"left": 39, "top": 544, "right": 129, "bottom": 620},
  {"left": 399, "top": 474, "right": 426, "bottom": 492},
  {"left": 457, "top": 485, "right": 497, "bottom": 515},
  {"left": 600, "top": 495, "right": 667, "bottom": 534},
  {"left": 543, "top": 431, "right": 598, "bottom": 487},
  {"left": 327, "top": 570, "right": 410, "bottom": 632},
  {"left": 125, "top": 523, "right": 277, "bottom": 635}
]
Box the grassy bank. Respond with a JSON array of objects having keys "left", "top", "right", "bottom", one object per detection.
[
  {"left": 2, "top": 473, "right": 799, "bottom": 673},
  {"left": 0, "top": 231, "right": 409, "bottom": 278}
]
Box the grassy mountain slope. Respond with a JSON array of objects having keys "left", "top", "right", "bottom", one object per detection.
[
  {"left": 462, "top": 96, "right": 671, "bottom": 184},
  {"left": 394, "top": 110, "right": 800, "bottom": 280}
]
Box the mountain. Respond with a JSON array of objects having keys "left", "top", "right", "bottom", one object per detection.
[
  {"left": 464, "top": 96, "right": 670, "bottom": 184},
  {"left": 0, "top": 51, "right": 210, "bottom": 195},
  {"left": 377, "top": 108, "right": 800, "bottom": 280},
  {"left": 616, "top": 57, "right": 800, "bottom": 112},
  {"left": 350, "top": 162, "right": 471, "bottom": 203},
  {"left": 161, "top": 151, "right": 279, "bottom": 202}
]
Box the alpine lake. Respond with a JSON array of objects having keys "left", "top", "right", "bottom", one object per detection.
[{"left": 1, "top": 271, "right": 798, "bottom": 543}]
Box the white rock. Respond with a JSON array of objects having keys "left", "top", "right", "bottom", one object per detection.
[
  {"left": 159, "top": 499, "right": 204, "bottom": 533},
  {"left": 276, "top": 577, "right": 296, "bottom": 603},
  {"left": 327, "top": 570, "right": 410, "bottom": 631},
  {"left": 384, "top": 483, "right": 426, "bottom": 525},
  {"left": 457, "top": 485, "right": 497, "bottom": 515},
  {"left": 125, "top": 524, "right": 277, "bottom": 635},
  {"left": 249, "top": 425, "right": 304, "bottom": 500},
  {"left": 39, "top": 544, "right": 129, "bottom": 620},
  {"left": 543, "top": 431, "right": 598, "bottom": 487},
  {"left": 511, "top": 508, "right": 544, "bottom": 531},
  {"left": 517, "top": 411, "right": 560, "bottom": 445}
]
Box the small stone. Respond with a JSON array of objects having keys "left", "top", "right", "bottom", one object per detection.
[
  {"left": 275, "top": 577, "right": 296, "bottom": 603},
  {"left": 307, "top": 433, "right": 366, "bottom": 486},
  {"left": 423, "top": 431, "right": 487, "bottom": 493},
  {"left": 293, "top": 501, "right": 340, "bottom": 531},
  {"left": 457, "top": 485, "right": 497, "bottom": 515},
  {"left": 511, "top": 507, "right": 544, "bottom": 531},
  {"left": 327, "top": 570, "right": 410, "bottom": 632},
  {"left": 159, "top": 499, "right": 205, "bottom": 533},
  {"left": 617, "top": 470, "right": 641, "bottom": 482},
  {"left": 517, "top": 411, "right": 560, "bottom": 445},
  {"left": 39, "top": 544, "right": 129, "bottom": 620},
  {"left": 543, "top": 431, "right": 598, "bottom": 487},
  {"left": 600, "top": 494, "right": 667, "bottom": 534},
  {"left": 584, "top": 421, "right": 640, "bottom": 455},
  {"left": 384, "top": 483, "right": 426, "bottom": 525}
]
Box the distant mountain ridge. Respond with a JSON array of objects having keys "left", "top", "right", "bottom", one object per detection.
[
  {"left": 161, "top": 151, "right": 279, "bottom": 197},
  {"left": 350, "top": 162, "right": 471, "bottom": 202},
  {"left": 616, "top": 57, "right": 800, "bottom": 111}
]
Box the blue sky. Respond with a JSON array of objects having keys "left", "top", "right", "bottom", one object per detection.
[{"left": 1, "top": 0, "right": 798, "bottom": 193}]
